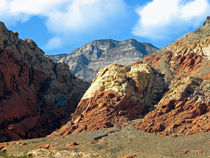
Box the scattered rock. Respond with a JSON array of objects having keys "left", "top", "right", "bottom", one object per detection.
[
  {"left": 33, "top": 144, "right": 56, "bottom": 150},
  {"left": 96, "top": 141, "right": 107, "bottom": 145},
  {"left": 192, "top": 150, "right": 204, "bottom": 154},
  {"left": 87, "top": 141, "right": 95, "bottom": 144},
  {"left": 122, "top": 154, "right": 137, "bottom": 158},
  {"left": 66, "top": 142, "right": 79, "bottom": 147},
  {"left": 50, "top": 137, "right": 65, "bottom": 141},
  {"left": 179, "top": 150, "right": 190, "bottom": 154}
]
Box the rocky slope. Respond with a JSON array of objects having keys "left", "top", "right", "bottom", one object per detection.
[
  {"left": 50, "top": 63, "right": 168, "bottom": 136},
  {"left": 50, "top": 17, "right": 210, "bottom": 137},
  {"left": 0, "top": 22, "right": 89, "bottom": 142},
  {"left": 49, "top": 39, "right": 158, "bottom": 82},
  {"left": 134, "top": 17, "right": 210, "bottom": 136}
]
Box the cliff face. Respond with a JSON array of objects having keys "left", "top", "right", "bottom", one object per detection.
[
  {"left": 51, "top": 17, "right": 210, "bottom": 137},
  {"left": 49, "top": 39, "right": 158, "bottom": 82},
  {"left": 0, "top": 22, "right": 89, "bottom": 142}
]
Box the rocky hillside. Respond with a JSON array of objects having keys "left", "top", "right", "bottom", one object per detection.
[
  {"left": 134, "top": 17, "right": 210, "bottom": 136},
  {"left": 0, "top": 22, "right": 89, "bottom": 142},
  {"left": 50, "top": 17, "right": 209, "bottom": 137},
  {"left": 49, "top": 39, "right": 158, "bottom": 82},
  {"left": 50, "top": 63, "right": 168, "bottom": 136}
]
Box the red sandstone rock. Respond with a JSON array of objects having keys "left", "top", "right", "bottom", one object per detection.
[
  {"left": 66, "top": 142, "right": 78, "bottom": 147},
  {"left": 33, "top": 144, "right": 56, "bottom": 150},
  {"left": 134, "top": 76, "right": 210, "bottom": 136},
  {"left": 18, "top": 142, "right": 27, "bottom": 146},
  {"left": 96, "top": 141, "right": 107, "bottom": 145},
  {"left": 50, "top": 90, "right": 146, "bottom": 136},
  {"left": 134, "top": 25, "right": 210, "bottom": 136},
  {"left": 178, "top": 150, "right": 190, "bottom": 154},
  {"left": 34, "top": 144, "right": 49, "bottom": 150},
  {"left": 0, "top": 22, "right": 89, "bottom": 142},
  {"left": 192, "top": 150, "right": 204, "bottom": 154}
]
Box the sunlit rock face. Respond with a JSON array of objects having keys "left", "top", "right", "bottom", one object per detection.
[{"left": 49, "top": 63, "right": 167, "bottom": 136}]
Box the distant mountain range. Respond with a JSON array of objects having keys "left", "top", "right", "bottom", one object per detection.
[{"left": 49, "top": 39, "right": 158, "bottom": 82}]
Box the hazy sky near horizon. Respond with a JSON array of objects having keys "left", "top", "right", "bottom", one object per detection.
[{"left": 0, "top": 0, "right": 209, "bottom": 55}]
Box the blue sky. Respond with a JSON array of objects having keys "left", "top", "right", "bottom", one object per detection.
[{"left": 0, "top": 0, "right": 209, "bottom": 55}]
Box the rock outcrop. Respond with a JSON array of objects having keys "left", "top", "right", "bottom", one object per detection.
[
  {"left": 0, "top": 22, "right": 89, "bottom": 142},
  {"left": 134, "top": 77, "right": 209, "bottom": 136},
  {"left": 134, "top": 17, "right": 210, "bottom": 136},
  {"left": 50, "top": 63, "right": 167, "bottom": 136},
  {"left": 49, "top": 39, "right": 158, "bottom": 82},
  {"left": 51, "top": 17, "right": 210, "bottom": 137}
]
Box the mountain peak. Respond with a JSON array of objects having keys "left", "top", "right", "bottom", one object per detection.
[
  {"left": 123, "top": 38, "right": 138, "bottom": 42},
  {"left": 49, "top": 39, "right": 158, "bottom": 82},
  {"left": 0, "top": 21, "right": 6, "bottom": 30},
  {"left": 203, "top": 16, "right": 210, "bottom": 26}
]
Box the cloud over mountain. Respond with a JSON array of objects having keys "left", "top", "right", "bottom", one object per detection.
[
  {"left": 1, "top": 0, "right": 209, "bottom": 51},
  {"left": 132, "top": 0, "right": 210, "bottom": 39},
  {"left": 0, "top": 0, "right": 127, "bottom": 50}
]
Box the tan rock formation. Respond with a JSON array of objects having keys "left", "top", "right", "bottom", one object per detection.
[{"left": 50, "top": 63, "right": 167, "bottom": 136}]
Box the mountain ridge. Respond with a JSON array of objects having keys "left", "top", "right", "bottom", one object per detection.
[
  {"left": 49, "top": 39, "right": 158, "bottom": 82},
  {"left": 0, "top": 21, "right": 89, "bottom": 142}
]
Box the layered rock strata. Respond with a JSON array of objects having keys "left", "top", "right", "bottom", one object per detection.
[
  {"left": 0, "top": 22, "right": 89, "bottom": 142},
  {"left": 50, "top": 63, "right": 167, "bottom": 136},
  {"left": 134, "top": 77, "right": 209, "bottom": 135},
  {"left": 134, "top": 17, "right": 210, "bottom": 135}
]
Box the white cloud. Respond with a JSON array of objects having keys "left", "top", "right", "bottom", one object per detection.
[
  {"left": 45, "top": 0, "right": 126, "bottom": 34},
  {"left": 132, "top": 0, "right": 210, "bottom": 39},
  {"left": 0, "top": 0, "right": 127, "bottom": 49},
  {"left": 0, "top": 0, "right": 69, "bottom": 24},
  {"left": 45, "top": 37, "right": 62, "bottom": 50}
]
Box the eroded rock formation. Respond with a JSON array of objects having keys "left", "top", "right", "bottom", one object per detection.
[
  {"left": 51, "top": 17, "right": 210, "bottom": 137},
  {"left": 134, "top": 77, "right": 209, "bottom": 135},
  {"left": 0, "top": 22, "right": 89, "bottom": 142},
  {"left": 134, "top": 17, "right": 210, "bottom": 136},
  {"left": 50, "top": 63, "right": 167, "bottom": 136}
]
